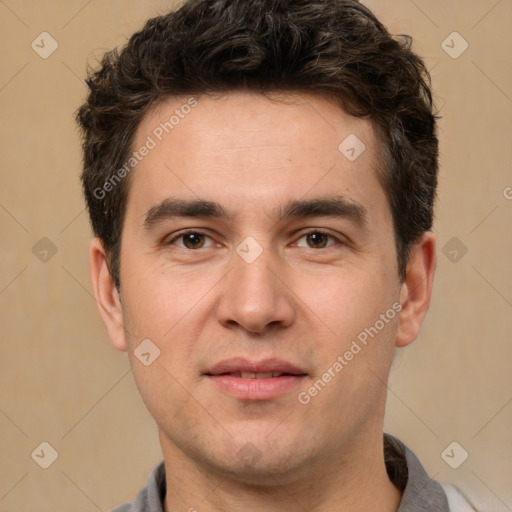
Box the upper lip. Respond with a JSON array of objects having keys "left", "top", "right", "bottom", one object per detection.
[{"left": 205, "top": 357, "right": 308, "bottom": 376}]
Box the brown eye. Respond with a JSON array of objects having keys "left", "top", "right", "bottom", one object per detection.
[
  {"left": 295, "top": 231, "right": 338, "bottom": 249},
  {"left": 181, "top": 233, "right": 205, "bottom": 249},
  {"left": 306, "top": 232, "right": 329, "bottom": 248},
  {"left": 168, "top": 231, "right": 215, "bottom": 249}
]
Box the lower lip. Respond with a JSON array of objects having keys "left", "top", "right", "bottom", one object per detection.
[{"left": 206, "top": 375, "right": 306, "bottom": 400}]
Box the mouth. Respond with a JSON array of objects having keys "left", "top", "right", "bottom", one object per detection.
[
  {"left": 204, "top": 358, "right": 308, "bottom": 400},
  {"left": 216, "top": 371, "right": 299, "bottom": 379}
]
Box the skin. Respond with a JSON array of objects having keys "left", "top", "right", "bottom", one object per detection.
[{"left": 90, "top": 92, "right": 436, "bottom": 512}]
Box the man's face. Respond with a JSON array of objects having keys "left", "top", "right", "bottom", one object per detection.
[{"left": 115, "top": 92, "right": 404, "bottom": 481}]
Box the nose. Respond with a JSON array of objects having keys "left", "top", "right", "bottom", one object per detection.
[{"left": 216, "top": 242, "right": 296, "bottom": 334}]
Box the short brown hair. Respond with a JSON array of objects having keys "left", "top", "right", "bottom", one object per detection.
[{"left": 77, "top": 0, "right": 438, "bottom": 288}]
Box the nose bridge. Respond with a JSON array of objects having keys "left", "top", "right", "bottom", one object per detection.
[
  {"left": 235, "top": 241, "right": 274, "bottom": 299},
  {"left": 217, "top": 237, "right": 295, "bottom": 332}
]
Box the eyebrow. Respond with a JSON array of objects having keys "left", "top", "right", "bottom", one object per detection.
[
  {"left": 278, "top": 196, "right": 368, "bottom": 229},
  {"left": 143, "top": 198, "right": 230, "bottom": 229},
  {"left": 143, "top": 196, "right": 368, "bottom": 231}
]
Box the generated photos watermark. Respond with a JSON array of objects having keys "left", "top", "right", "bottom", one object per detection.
[{"left": 298, "top": 301, "right": 402, "bottom": 405}]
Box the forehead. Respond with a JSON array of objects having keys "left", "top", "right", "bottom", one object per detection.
[{"left": 126, "top": 91, "right": 390, "bottom": 229}]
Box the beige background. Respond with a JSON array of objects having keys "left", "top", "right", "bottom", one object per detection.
[{"left": 0, "top": 1, "right": 511, "bottom": 510}]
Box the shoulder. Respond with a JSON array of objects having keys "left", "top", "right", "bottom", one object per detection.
[
  {"left": 441, "top": 484, "right": 478, "bottom": 512},
  {"left": 442, "top": 482, "right": 509, "bottom": 512},
  {"left": 385, "top": 433, "right": 449, "bottom": 511},
  {"left": 109, "top": 461, "right": 166, "bottom": 512},
  {"left": 385, "top": 434, "right": 495, "bottom": 512}
]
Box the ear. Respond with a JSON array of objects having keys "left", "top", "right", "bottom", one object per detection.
[
  {"left": 89, "top": 237, "right": 127, "bottom": 351},
  {"left": 395, "top": 231, "right": 436, "bottom": 348}
]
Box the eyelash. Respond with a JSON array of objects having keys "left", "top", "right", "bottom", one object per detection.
[{"left": 166, "top": 229, "right": 344, "bottom": 250}]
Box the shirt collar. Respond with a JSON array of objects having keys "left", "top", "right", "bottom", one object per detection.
[{"left": 385, "top": 434, "right": 450, "bottom": 511}]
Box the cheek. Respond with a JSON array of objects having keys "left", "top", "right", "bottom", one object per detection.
[
  {"left": 119, "top": 253, "right": 204, "bottom": 341},
  {"left": 119, "top": 272, "right": 212, "bottom": 390},
  {"left": 294, "top": 266, "right": 396, "bottom": 335},
  {"left": 128, "top": 356, "right": 199, "bottom": 434},
  {"left": 301, "top": 309, "right": 398, "bottom": 423},
  {"left": 296, "top": 268, "right": 400, "bottom": 399}
]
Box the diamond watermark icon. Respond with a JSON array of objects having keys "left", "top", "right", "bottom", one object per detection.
[
  {"left": 134, "top": 338, "right": 161, "bottom": 366},
  {"left": 441, "top": 441, "right": 468, "bottom": 469},
  {"left": 31, "top": 441, "right": 59, "bottom": 469},
  {"left": 442, "top": 237, "right": 468, "bottom": 263},
  {"left": 31, "top": 32, "right": 59, "bottom": 59},
  {"left": 441, "top": 32, "right": 468, "bottom": 59},
  {"left": 338, "top": 134, "right": 366, "bottom": 161},
  {"left": 236, "top": 236, "right": 263, "bottom": 264},
  {"left": 237, "top": 442, "right": 263, "bottom": 467},
  {"left": 32, "top": 237, "right": 58, "bottom": 263}
]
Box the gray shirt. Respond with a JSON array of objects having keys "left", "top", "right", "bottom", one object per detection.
[{"left": 111, "top": 434, "right": 451, "bottom": 511}]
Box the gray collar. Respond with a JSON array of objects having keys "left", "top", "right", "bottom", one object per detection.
[{"left": 385, "top": 434, "right": 450, "bottom": 511}]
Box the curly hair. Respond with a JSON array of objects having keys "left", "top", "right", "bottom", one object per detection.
[{"left": 76, "top": 0, "right": 438, "bottom": 288}]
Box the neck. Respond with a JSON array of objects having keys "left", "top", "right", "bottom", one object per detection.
[{"left": 160, "top": 429, "right": 402, "bottom": 512}]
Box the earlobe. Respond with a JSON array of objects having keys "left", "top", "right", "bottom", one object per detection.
[
  {"left": 89, "top": 238, "right": 127, "bottom": 352},
  {"left": 395, "top": 231, "right": 436, "bottom": 348}
]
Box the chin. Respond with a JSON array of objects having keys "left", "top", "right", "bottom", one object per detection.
[{"left": 198, "top": 431, "right": 317, "bottom": 486}]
